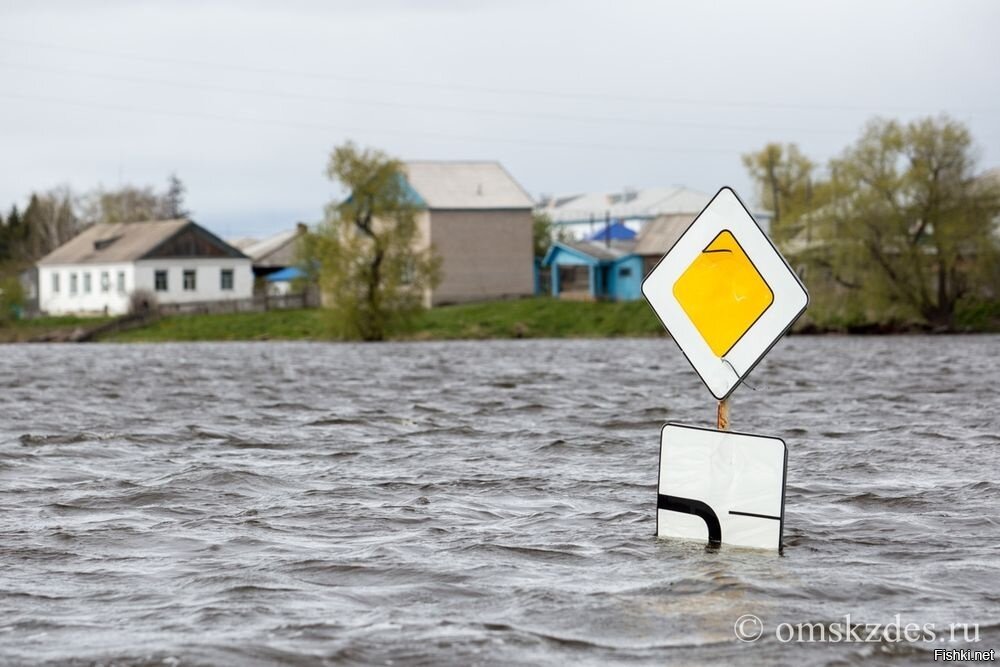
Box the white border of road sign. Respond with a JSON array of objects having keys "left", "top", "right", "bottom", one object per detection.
[
  {"left": 641, "top": 187, "right": 808, "bottom": 400},
  {"left": 656, "top": 422, "right": 787, "bottom": 550}
]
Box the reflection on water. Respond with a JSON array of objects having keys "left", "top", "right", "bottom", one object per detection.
[{"left": 1, "top": 336, "right": 998, "bottom": 665}]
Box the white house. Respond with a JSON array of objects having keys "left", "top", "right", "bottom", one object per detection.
[{"left": 37, "top": 219, "right": 253, "bottom": 316}]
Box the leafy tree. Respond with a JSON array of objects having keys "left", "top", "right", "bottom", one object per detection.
[
  {"left": 532, "top": 211, "right": 554, "bottom": 257},
  {"left": 814, "top": 116, "right": 1000, "bottom": 329},
  {"left": 0, "top": 274, "right": 25, "bottom": 324},
  {"left": 308, "top": 142, "right": 440, "bottom": 341},
  {"left": 742, "top": 142, "right": 816, "bottom": 241}
]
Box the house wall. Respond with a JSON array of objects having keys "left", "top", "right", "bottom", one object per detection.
[
  {"left": 39, "top": 258, "right": 253, "bottom": 315},
  {"left": 608, "top": 255, "right": 643, "bottom": 301},
  {"left": 544, "top": 245, "right": 598, "bottom": 299},
  {"left": 427, "top": 208, "right": 534, "bottom": 306},
  {"left": 38, "top": 263, "right": 135, "bottom": 315},
  {"left": 135, "top": 258, "right": 253, "bottom": 304}
]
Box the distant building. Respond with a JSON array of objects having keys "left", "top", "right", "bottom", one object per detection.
[
  {"left": 37, "top": 219, "right": 253, "bottom": 316},
  {"left": 537, "top": 185, "right": 771, "bottom": 240},
  {"left": 541, "top": 240, "right": 642, "bottom": 301},
  {"left": 264, "top": 266, "right": 305, "bottom": 296},
  {"left": 542, "top": 212, "right": 711, "bottom": 301},
  {"left": 234, "top": 224, "right": 308, "bottom": 280},
  {"left": 402, "top": 161, "right": 535, "bottom": 306}
]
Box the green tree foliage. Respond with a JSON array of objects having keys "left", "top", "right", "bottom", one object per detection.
[
  {"left": 532, "top": 211, "right": 553, "bottom": 257},
  {"left": 0, "top": 207, "right": 10, "bottom": 263},
  {"left": 0, "top": 274, "right": 25, "bottom": 324},
  {"left": 745, "top": 116, "right": 1000, "bottom": 330},
  {"left": 0, "top": 204, "right": 25, "bottom": 265},
  {"left": 19, "top": 188, "right": 80, "bottom": 261},
  {"left": 822, "top": 117, "right": 1000, "bottom": 328},
  {"left": 164, "top": 173, "right": 190, "bottom": 219},
  {"left": 741, "top": 142, "right": 816, "bottom": 242},
  {"left": 307, "top": 142, "right": 440, "bottom": 341}
]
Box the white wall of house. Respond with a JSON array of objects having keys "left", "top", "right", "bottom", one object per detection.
[
  {"left": 39, "top": 263, "right": 135, "bottom": 316},
  {"left": 38, "top": 258, "right": 252, "bottom": 316},
  {"left": 135, "top": 258, "right": 253, "bottom": 304}
]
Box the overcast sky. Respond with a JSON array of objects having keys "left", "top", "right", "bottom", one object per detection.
[{"left": 2, "top": 0, "right": 998, "bottom": 238}]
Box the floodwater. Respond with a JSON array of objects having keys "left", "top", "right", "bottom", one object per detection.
[{"left": 1, "top": 337, "right": 998, "bottom": 666}]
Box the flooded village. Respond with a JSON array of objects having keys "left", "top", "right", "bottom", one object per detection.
[{"left": 1, "top": 2, "right": 999, "bottom": 666}]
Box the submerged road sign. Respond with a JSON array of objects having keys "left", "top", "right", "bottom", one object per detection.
[
  {"left": 642, "top": 187, "right": 808, "bottom": 400},
  {"left": 657, "top": 423, "right": 786, "bottom": 550}
]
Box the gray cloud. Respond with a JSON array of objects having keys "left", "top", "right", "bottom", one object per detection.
[{"left": 1, "top": 0, "right": 997, "bottom": 237}]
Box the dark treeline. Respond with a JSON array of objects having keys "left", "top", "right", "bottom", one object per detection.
[{"left": 0, "top": 174, "right": 189, "bottom": 269}]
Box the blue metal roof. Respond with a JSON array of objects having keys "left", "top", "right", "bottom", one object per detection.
[{"left": 586, "top": 221, "right": 635, "bottom": 241}]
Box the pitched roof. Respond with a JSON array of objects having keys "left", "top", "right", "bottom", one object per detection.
[
  {"left": 586, "top": 221, "right": 636, "bottom": 242},
  {"left": 240, "top": 227, "right": 304, "bottom": 268},
  {"left": 633, "top": 213, "right": 697, "bottom": 256},
  {"left": 548, "top": 239, "right": 636, "bottom": 263},
  {"left": 539, "top": 186, "right": 712, "bottom": 225},
  {"left": 37, "top": 219, "right": 243, "bottom": 265},
  {"left": 403, "top": 161, "right": 535, "bottom": 210}
]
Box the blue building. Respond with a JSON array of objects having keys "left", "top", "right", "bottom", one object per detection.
[{"left": 540, "top": 240, "right": 643, "bottom": 301}]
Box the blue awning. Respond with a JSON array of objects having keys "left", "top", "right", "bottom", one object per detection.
[{"left": 266, "top": 266, "right": 304, "bottom": 282}]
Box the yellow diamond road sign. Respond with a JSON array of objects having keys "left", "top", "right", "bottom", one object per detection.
[{"left": 642, "top": 187, "right": 808, "bottom": 400}]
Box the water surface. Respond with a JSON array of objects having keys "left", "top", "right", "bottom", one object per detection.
[{"left": 1, "top": 337, "right": 998, "bottom": 665}]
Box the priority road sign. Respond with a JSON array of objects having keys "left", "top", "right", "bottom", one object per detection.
[{"left": 642, "top": 187, "right": 808, "bottom": 401}]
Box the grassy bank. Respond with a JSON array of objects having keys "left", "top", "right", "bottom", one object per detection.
[
  {"left": 103, "top": 298, "right": 666, "bottom": 343},
  {"left": 11, "top": 295, "right": 998, "bottom": 344},
  {"left": 0, "top": 315, "right": 114, "bottom": 343}
]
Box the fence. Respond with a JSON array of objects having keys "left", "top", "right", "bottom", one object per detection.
[{"left": 155, "top": 289, "right": 321, "bottom": 316}]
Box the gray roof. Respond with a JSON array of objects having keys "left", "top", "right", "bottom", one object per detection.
[
  {"left": 404, "top": 161, "right": 534, "bottom": 210},
  {"left": 557, "top": 239, "right": 635, "bottom": 261},
  {"left": 240, "top": 227, "right": 304, "bottom": 268},
  {"left": 633, "top": 213, "right": 696, "bottom": 256},
  {"left": 538, "top": 186, "right": 711, "bottom": 225},
  {"left": 37, "top": 219, "right": 241, "bottom": 266}
]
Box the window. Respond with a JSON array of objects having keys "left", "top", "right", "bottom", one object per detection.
[
  {"left": 83, "top": 272, "right": 92, "bottom": 294},
  {"left": 619, "top": 267, "right": 633, "bottom": 278},
  {"left": 183, "top": 269, "right": 196, "bottom": 291},
  {"left": 100, "top": 271, "right": 110, "bottom": 293},
  {"left": 117, "top": 271, "right": 126, "bottom": 294},
  {"left": 70, "top": 273, "right": 78, "bottom": 295},
  {"left": 155, "top": 270, "right": 168, "bottom": 292},
  {"left": 52, "top": 272, "right": 60, "bottom": 293},
  {"left": 401, "top": 259, "right": 415, "bottom": 285},
  {"left": 220, "top": 269, "right": 234, "bottom": 290}
]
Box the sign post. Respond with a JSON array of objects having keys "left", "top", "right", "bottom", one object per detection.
[
  {"left": 716, "top": 398, "right": 729, "bottom": 431},
  {"left": 642, "top": 186, "right": 807, "bottom": 550}
]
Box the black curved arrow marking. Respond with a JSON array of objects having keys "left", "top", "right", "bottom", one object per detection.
[{"left": 657, "top": 494, "right": 722, "bottom": 545}]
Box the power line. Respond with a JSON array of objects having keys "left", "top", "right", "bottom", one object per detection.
[
  {"left": 0, "top": 60, "right": 856, "bottom": 136},
  {"left": 0, "top": 91, "right": 762, "bottom": 156},
  {"left": 2, "top": 35, "right": 994, "bottom": 116}
]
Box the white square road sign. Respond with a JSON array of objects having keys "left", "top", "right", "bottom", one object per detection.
[
  {"left": 641, "top": 187, "right": 808, "bottom": 400},
  {"left": 657, "top": 423, "right": 787, "bottom": 550}
]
